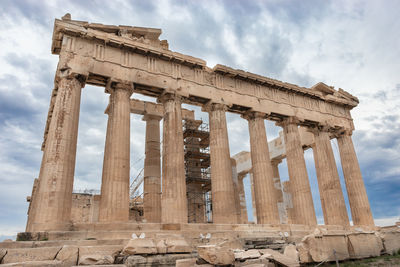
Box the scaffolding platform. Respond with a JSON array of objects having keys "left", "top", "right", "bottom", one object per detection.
[{"left": 183, "top": 119, "right": 212, "bottom": 223}]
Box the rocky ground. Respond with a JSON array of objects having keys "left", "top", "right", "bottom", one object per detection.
[
  {"left": 0, "top": 227, "right": 398, "bottom": 266},
  {"left": 314, "top": 252, "right": 400, "bottom": 266}
]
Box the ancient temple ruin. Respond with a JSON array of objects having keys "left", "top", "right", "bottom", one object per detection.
[
  {"left": 25, "top": 15, "right": 374, "bottom": 232},
  {"left": 5, "top": 15, "right": 398, "bottom": 267}
]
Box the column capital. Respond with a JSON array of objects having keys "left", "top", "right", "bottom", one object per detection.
[
  {"left": 275, "top": 116, "right": 301, "bottom": 127},
  {"left": 241, "top": 110, "right": 267, "bottom": 121},
  {"left": 113, "top": 82, "right": 134, "bottom": 95},
  {"left": 271, "top": 158, "right": 282, "bottom": 166},
  {"left": 307, "top": 123, "right": 335, "bottom": 136},
  {"left": 201, "top": 102, "right": 228, "bottom": 113},
  {"left": 157, "top": 92, "right": 182, "bottom": 104},
  {"left": 142, "top": 114, "right": 162, "bottom": 122},
  {"left": 333, "top": 128, "right": 353, "bottom": 138},
  {"left": 57, "top": 72, "right": 87, "bottom": 88},
  {"left": 57, "top": 66, "right": 87, "bottom": 87},
  {"left": 105, "top": 79, "right": 134, "bottom": 95}
]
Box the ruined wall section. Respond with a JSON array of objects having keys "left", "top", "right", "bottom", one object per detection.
[{"left": 70, "top": 193, "right": 100, "bottom": 224}]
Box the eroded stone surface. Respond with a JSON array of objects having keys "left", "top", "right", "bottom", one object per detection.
[
  {"left": 283, "top": 244, "right": 299, "bottom": 262},
  {"left": 259, "top": 248, "right": 300, "bottom": 267},
  {"left": 299, "top": 234, "right": 349, "bottom": 262},
  {"left": 197, "top": 244, "right": 235, "bottom": 265},
  {"left": 0, "top": 248, "right": 7, "bottom": 262},
  {"left": 234, "top": 249, "right": 261, "bottom": 261},
  {"left": 121, "top": 238, "right": 157, "bottom": 255},
  {"left": 347, "top": 233, "right": 383, "bottom": 259},
  {"left": 55, "top": 245, "right": 78, "bottom": 266},
  {"left": 165, "top": 237, "right": 192, "bottom": 253},
  {"left": 126, "top": 253, "right": 195, "bottom": 266},
  {"left": 78, "top": 245, "right": 122, "bottom": 265},
  {"left": 176, "top": 257, "right": 197, "bottom": 267},
  {"left": 380, "top": 230, "right": 400, "bottom": 255}
]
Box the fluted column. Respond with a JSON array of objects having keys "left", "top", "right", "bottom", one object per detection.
[
  {"left": 231, "top": 159, "right": 243, "bottom": 223},
  {"left": 282, "top": 181, "right": 294, "bottom": 224},
  {"left": 26, "top": 178, "right": 39, "bottom": 232},
  {"left": 337, "top": 131, "right": 374, "bottom": 226},
  {"left": 204, "top": 103, "right": 237, "bottom": 224},
  {"left": 271, "top": 159, "right": 287, "bottom": 224},
  {"left": 244, "top": 112, "right": 280, "bottom": 224},
  {"left": 99, "top": 83, "right": 133, "bottom": 222},
  {"left": 312, "top": 127, "right": 349, "bottom": 226},
  {"left": 238, "top": 174, "right": 248, "bottom": 223},
  {"left": 143, "top": 115, "right": 162, "bottom": 223},
  {"left": 31, "top": 75, "right": 84, "bottom": 231},
  {"left": 160, "top": 93, "right": 187, "bottom": 224},
  {"left": 278, "top": 117, "right": 317, "bottom": 225},
  {"left": 250, "top": 172, "right": 257, "bottom": 223}
]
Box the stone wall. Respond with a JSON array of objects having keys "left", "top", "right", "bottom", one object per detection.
[{"left": 70, "top": 193, "right": 100, "bottom": 224}]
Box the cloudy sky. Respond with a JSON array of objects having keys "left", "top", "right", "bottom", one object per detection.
[{"left": 0, "top": 0, "right": 399, "bottom": 239}]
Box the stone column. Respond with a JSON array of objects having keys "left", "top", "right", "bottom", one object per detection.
[
  {"left": 237, "top": 174, "right": 248, "bottom": 223},
  {"left": 204, "top": 103, "right": 238, "bottom": 224},
  {"left": 271, "top": 159, "right": 288, "bottom": 224},
  {"left": 337, "top": 131, "right": 374, "bottom": 226},
  {"left": 26, "top": 178, "right": 39, "bottom": 232},
  {"left": 244, "top": 112, "right": 280, "bottom": 224},
  {"left": 99, "top": 83, "right": 133, "bottom": 222},
  {"left": 31, "top": 75, "right": 84, "bottom": 231},
  {"left": 282, "top": 181, "right": 294, "bottom": 224},
  {"left": 279, "top": 117, "right": 317, "bottom": 225},
  {"left": 312, "top": 127, "right": 349, "bottom": 226},
  {"left": 249, "top": 172, "right": 257, "bottom": 223},
  {"left": 231, "top": 159, "right": 243, "bottom": 223},
  {"left": 160, "top": 93, "right": 187, "bottom": 224},
  {"left": 142, "top": 115, "right": 162, "bottom": 223}
]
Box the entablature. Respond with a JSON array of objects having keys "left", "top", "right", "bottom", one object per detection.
[{"left": 47, "top": 16, "right": 359, "bottom": 143}]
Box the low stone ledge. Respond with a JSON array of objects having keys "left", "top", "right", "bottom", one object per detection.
[
  {"left": 234, "top": 249, "right": 261, "bottom": 261},
  {"left": 175, "top": 257, "right": 197, "bottom": 267},
  {"left": 121, "top": 238, "right": 157, "bottom": 255},
  {"left": 165, "top": 237, "right": 192, "bottom": 253},
  {"left": 0, "top": 260, "right": 62, "bottom": 266},
  {"left": 16, "top": 232, "right": 49, "bottom": 242},
  {"left": 126, "top": 253, "right": 196, "bottom": 266},
  {"left": 2, "top": 246, "right": 62, "bottom": 264},
  {"left": 72, "top": 265, "right": 127, "bottom": 267}
]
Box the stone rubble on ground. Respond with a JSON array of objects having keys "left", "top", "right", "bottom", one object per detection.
[
  {"left": 197, "top": 244, "right": 235, "bottom": 265},
  {"left": 379, "top": 229, "right": 400, "bottom": 255},
  {"left": 55, "top": 245, "right": 79, "bottom": 266},
  {"left": 283, "top": 244, "right": 298, "bottom": 262},
  {"left": 234, "top": 249, "right": 261, "bottom": 261},
  {"left": 0, "top": 227, "right": 399, "bottom": 266},
  {"left": 78, "top": 245, "right": 122, "bottom": 265},
  {"left": 347, "top": 233, "right": 383, "bottom": 259}
]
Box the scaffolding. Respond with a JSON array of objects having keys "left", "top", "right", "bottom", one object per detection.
[{"left": 183, "top": 119, "right": 212, "bottom": 223}]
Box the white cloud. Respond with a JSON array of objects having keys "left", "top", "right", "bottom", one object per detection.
[{"left": 374, "top": 216, "right": 399, "bottom": 227}]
